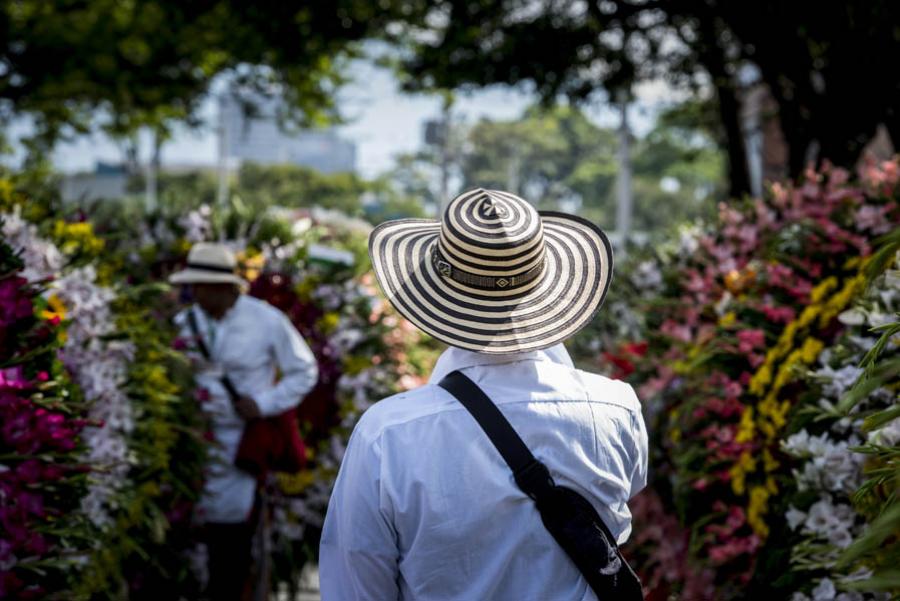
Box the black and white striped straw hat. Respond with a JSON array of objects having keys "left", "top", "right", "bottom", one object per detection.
[{"left": 369, "top": 188, "right": 613, "bottom": 354}]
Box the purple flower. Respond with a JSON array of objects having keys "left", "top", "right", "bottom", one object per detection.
[{"left": 14, "top": 460, "right": 41, "bottom": 484}]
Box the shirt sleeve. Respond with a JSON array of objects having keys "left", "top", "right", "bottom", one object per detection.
[
  {"left": 319, "top": 421, "right": 400, "bottom": 600},
  {"left": 253, "top": 311, "right": 319, "bottom": 417},
  {"left": 629, "top": 392, "right": 649, "bottom": 499}
]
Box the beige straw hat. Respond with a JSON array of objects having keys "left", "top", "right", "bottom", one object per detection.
[
  {"left": 369, "top": 188, "right": 613, "bottom": 354},
  {"left": 169, "top": 242, "right": 247, "bottom": 286}
]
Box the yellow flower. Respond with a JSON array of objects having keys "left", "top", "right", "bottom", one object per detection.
[
  {"left": 319, "top": 311, "right": 340, "bottom": 333},
  {"left": 762, "top": 449, "right": 780, "bottom": 473},
  {"left": 237, "top": 250, "right": 266, "bottom": 282},
  {"left": 0, "top": 178, "right": 14, "bottom": 209},
  {"left": 725, "top": 266, "right": 756, "bottom": 294},
  {"left": 670, "top": 427, "right": 682, "bottom": 444},
  {"left": 41, "top": 294, "right": 67, "bottom": 321},
  {"left": 730, "top": 451, "right": 756, "bottom": 495},
  {"left": 277, "top": 470, "right": 316, "bottom": 495},
  {"left": 810, "top": 276, "right": 838, "bottom": 304},
  {"left": 53, "top": 220, "right": 104, "bottom": 255},
  {"left": 175, "top": 238, "right": 193, "bottom": 255},
  {"left": 343, "top": 355, "right": 371, "bottom": 375},
  {"left": 749, "top": 364, "right": 771, "bottom": 396},
  {"left": 797, "top": 303, "right": 820, "bottom": 329},
  {"left": 735, "top": 407, "right": 755, "bottom": 443},
  {"left": 799, "top": 337, "right": 824, "bottom": 364},
  {"left": 718, "top": 311, "right": 737, "bottom": 328},
  {"left": 747, "top": 485, "right": 771, "bottom": 538},
  {"left": 819, "top": 274, "right": 865, "bottom": 327}
]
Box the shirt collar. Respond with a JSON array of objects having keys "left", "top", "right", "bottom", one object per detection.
[{"left": 428, "top": 343, "right": 574, "bottom": 384}]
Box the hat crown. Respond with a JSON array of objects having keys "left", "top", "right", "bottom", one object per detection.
[
  {"left": 437, "top": 189, "right": 545, "bottom": 284},
  {"left": 187, "top": 242, "right": 237, "bottom": 269}
]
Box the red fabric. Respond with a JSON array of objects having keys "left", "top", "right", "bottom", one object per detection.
[{"left": 234, "top": 407, "right": 306, "bottom": 478}]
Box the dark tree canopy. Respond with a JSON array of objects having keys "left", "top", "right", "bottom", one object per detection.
[
  {"left": 393, "top": 0, "right": 900, "bottom": 195},
  {"left": 0, "top": 1, "right": 429, "bottom": 143},
  {"left": 2, "top": 1, "right": 896, "bottom": 197}
]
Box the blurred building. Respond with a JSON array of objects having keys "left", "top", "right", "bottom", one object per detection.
[
  {"left": 221, "top": 95, "right": 356, "bottom": 173},
  {"left": 59, "top": 162, "right": 128, "bottom": 203}
]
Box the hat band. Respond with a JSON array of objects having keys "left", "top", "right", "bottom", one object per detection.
[
  {"left": 431, "top": 247, "right": 544, "bottom": 291},
  {"left": 186, "top": 261, "right": 236, "bottom": 274}
]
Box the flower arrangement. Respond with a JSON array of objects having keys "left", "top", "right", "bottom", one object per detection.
[
  {"left": 581, "top": 159, "right": 900, "bottom": 599},
  {"left": 0, "top": 228, "right": 95, "bottom": 599},
  {"left": 1, "top": 180, "right": 209, "bottom": 598},
  {"left": 780, "top": 253, "right": 897, "bottom": 601}
]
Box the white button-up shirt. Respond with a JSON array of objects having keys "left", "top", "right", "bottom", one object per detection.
[
  {"left": 176, "top": 295, "right": 318, "bottom": 523},
  {"left": 320, "top": 344, "right": 648, "bottom": 601}
]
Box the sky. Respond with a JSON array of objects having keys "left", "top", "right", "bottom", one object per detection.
[{"left": 26, "top": 59, "right": 680, "bottom": 179}]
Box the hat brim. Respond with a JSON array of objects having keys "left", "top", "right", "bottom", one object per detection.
[
  {"left": 369, "top": 211, "right": 613, "bottom": 355},
  {"left": 168, "top": 269, "right": 247, "bottom": 286}
]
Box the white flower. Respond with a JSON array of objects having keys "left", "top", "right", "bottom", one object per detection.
[
  {"left": 867, "top": 417, "right": 900, "bottom": 447},
  {"left": 1, "top": 211, "right": 64, "bottom": 281},
  {"left": 677, "top": 225, "right": 700, "bottom": 255},
  {"left": 633, "top": 260, "right": 663, "bottom": 291},
  {"left": 329, "top": 327, "right": 364, "bottom": 353},
  {"left": 813, "top": 364, "right": 864, "bottom": 399},
  {"left": 811, "top": 578, "right": 836, "bottom": 601},
  {"left": 837, "top": 308, "right": 866, "bottom": 326},
  {"left": 786, "top": 506, "right": 806, "bottom": 530},
  {"left": 179, "top": 207, "right": 213, "bottom": 242}
]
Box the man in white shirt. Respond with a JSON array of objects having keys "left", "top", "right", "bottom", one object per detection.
[
  {"left": 170, "top": 242, "right": 318, "bottom": 601},
  {"left": 320, "top": 189, "right": 648, "bottom": 600}
]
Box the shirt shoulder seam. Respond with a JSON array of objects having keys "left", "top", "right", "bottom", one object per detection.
[{"left": 363, "top": 391, "right": 639, "bottom": 439}]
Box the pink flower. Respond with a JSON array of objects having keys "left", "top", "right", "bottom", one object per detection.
[
  {"left": 0, "top": 277, "right": 34, "bottom": 326},
  {"left": 14, "top": 460, "right": 42, "bottom": 484},
  {"left": 761, "top": 305, "right": 795, "bottom": 323},
  {"left": 855, "top": 204, "right": 894, "bottom": 234},
  {"left": 660, "top": 320, "right": 693, "bottom": 343},
  {"left": 0, "top": 367, "right": 27, "bottom": 389},
  {"left": 737, "top": 329, "right": 765, "bottom": 353}
]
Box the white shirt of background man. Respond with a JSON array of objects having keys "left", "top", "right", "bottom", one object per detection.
[{"left": 176, "top": 294, "right": 318, "bottom": 523}]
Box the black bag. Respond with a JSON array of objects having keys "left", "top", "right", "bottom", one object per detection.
[{"left": 438, "top": 370, "right": 643, "bottom": 600}]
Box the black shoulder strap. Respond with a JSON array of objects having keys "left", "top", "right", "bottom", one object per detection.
[
  {"left": 438, "top": 369, "right": 642, "bottom": 599},
  {"left": 185, "top": 306, "right": 241, "bottom": 402},
  {"left": 438, "top": 370, "right": 624, "bottom": 544},
  {"left": 186, "top": 308, "right": 211, "bottom": 359},
  {"left": 438, "top": 370, "right": 557, "bottom": 499}
]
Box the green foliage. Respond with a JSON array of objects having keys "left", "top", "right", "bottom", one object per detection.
[
  {"left": 394, "top": 0, "right": 900, "bottom": 175},
  {"left": 236, "top": 163, "right": 373, "bottom": 216},
  {"left": 397, "top": 102, "right": 724, "bottom": 237},
  {"left": 833, "top": 231, "right": 900, "bottom": 594},
  {"left": 0, "top": 1, "right": 431, "bottom": 146},
  {"left": 462, "top": 105, "right": 618, "bottom": 212},
  {"left": 126, "top": 163, "right": 426, "bottom": 223}
]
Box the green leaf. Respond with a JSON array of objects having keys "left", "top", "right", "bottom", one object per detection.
[{"left": 863, "top": 402, "right": 900, "bottom": 432}]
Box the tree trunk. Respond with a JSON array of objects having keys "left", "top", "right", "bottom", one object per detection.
[
  {"left": 692, "top": 12, "right": 752, "bottom": 198},
  {"left": 714, "top": 81, "right": 752, "bottom": 199}
]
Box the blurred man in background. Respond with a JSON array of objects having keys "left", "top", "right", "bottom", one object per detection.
[{"left": 170, "top": 242, "right": 318, "bottom": 601}]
